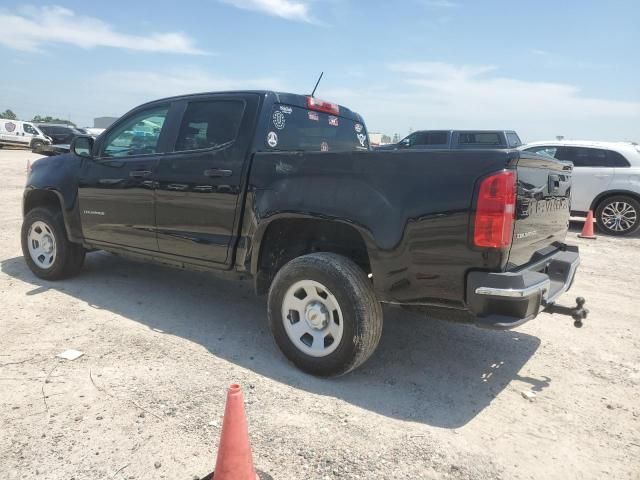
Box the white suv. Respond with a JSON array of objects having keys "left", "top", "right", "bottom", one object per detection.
[{"left": 521, "top": 140, "right": 640, "bottom": 236}]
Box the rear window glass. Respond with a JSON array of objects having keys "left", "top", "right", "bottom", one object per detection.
[
  {"left": 262, "top": 104, "right": 368, "bottom": 152},
  {"left": 459, "top": 132, "right": 502, "bottom": 145},
  {"left": 526, "top": 146, "right": 557, "bottom": 158},
  {"left": 506, "top": 132, "right": 522, "bottom": 147}
]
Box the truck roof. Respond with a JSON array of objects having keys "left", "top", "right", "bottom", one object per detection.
[{"left": 134, "top": 90, "right": 365, "bottom": 123}]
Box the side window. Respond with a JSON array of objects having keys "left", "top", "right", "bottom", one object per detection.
[
  {"left": 425, "top": 131, "right": 449, "bottom": 145},
  {"left": 526, "top": 146, "right": 557, "bottom": 158},
  {"left": 572, "top": 148, "right": 608, "bottom": 167},
  {"left": 606, "top": 150, "right": 631, "bottom": 167},
  {"left": 555, "top": 146, "right": 576, "bottom": 162},
  {"left": 403, "top": 133, "right": 417, "bottom": 145},
  {"left": 175, "top": 100, "right": 245, "bottom": 152},
  {"left": 23, "top": 124, "right": 37, "bottom": 135},
  {"left": 102, "top": 107, "right": 168, "bottom": 158}
]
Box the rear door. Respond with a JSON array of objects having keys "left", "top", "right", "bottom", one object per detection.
[
  {"left": 556, "top": 146, "right": 614, "bottom": 212},
  {"left": 508, "top": 151, "right": 573, "bottom": 267},
  {"left": 154, "top": 93, "right": 259, "bottom": 265}
]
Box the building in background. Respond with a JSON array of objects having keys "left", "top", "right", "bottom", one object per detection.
[
  {"left": 368, "top": 132, "right": 392, "bottom": 147},
  {"left": 93, "top": 116, "right": 119, "bottom": 129}
]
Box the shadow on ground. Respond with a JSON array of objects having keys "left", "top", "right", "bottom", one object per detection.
[{"left": 1, "top": 253, "right": 546, "bottom": 428}]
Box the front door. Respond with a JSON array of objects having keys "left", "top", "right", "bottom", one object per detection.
[
  {"left": 78, "top": 105, "right": 171, "bottom": 251},
  {"left": 154, "top": 94, "right": 258, "bottom": 265}
]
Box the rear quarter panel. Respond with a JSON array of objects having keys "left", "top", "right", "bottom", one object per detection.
[{"left": 242, "top": 149, "right": 519, "bottom": 306}]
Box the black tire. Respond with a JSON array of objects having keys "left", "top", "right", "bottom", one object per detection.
[
  {"left": 267, "top": 252, "right": 383, "bottom": 377},
  {"left": 595, "top": 195, "right": 640, "bottom": 236},
  {"left": 31, "top": 140, "right": 44, "bottom": 151},
  {"left": 21, "top": 207, "right": 85, "bottom": 280}
]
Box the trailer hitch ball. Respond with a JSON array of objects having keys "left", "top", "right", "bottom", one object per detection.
[{"left": 572, "top": 297, "right": 588, "bottom": 328}]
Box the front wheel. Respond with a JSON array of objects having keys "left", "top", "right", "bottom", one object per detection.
[
  {"left": 595, "top": 195, "right": 640, "bottom": 236},
  {"left": 21, "top": 207, "right": 85, "bottom": 280},
  {"left": 268, "top": 253, "right": 383, "bottom": 377}
]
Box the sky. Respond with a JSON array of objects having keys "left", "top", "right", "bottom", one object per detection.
[{"left": 1, "top": 0, "right": 639, "bottom": 143}]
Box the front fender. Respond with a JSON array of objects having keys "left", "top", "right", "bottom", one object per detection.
[{"left": 24, "top": 153, "right": 84, "bottom": 242}]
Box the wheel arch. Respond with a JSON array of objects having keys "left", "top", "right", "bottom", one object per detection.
[
  {"left": 251, "top": 216, "right": 374, "bottom": 295},
  {"left": 590, "top": 189, "right": 640, "bottom": 211},
  {"left": 23, "top": 187, "right": 81, "bottom": 243}
]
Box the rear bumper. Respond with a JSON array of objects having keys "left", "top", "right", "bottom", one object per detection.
[{"left": 466, "top": 245, "right": 580, "bottom": 329}]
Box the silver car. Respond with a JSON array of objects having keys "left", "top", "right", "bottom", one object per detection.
[{"left": 521, "top": 140, "right": 640, "bottom": 235}]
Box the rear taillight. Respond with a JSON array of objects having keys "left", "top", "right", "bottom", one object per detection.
[
  {"left": 473, "top": 170, "right": 516, "bottom": 249},
  {"left": 306, "top": 96, "right": 340, "bottom": 115}
]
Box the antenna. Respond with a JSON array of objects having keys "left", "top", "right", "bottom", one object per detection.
[{"left": 311, "top": 72, "right": 324, "bottom": 98}]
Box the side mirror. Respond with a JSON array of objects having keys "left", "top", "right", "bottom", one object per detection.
[
  {"left": 71, "top": 135, "right": 94, "bottom": 158},
  {"left": 399, "top": 138, "right": 411, "bottom": 148}
]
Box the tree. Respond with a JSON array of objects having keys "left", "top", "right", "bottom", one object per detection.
[
  {"left": 1, "top": 109, "right": 17, "bottom": 120},
  {"left": 31, "top": 115, "right": 76, "bottom": 127},
  {"left": 381, "top": 134, "right": 392, "bottom": 144},
  {"left": 392, "top": 133, "right": 400, "bottom": 143}
]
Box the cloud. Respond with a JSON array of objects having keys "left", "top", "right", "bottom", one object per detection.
[
  {"left": 97, "top": 69, "right": 283, "bottom": 97},
  {"left": 323, "top": 61, "right": 640, "bottom": 141},
  {"left": 90, "top": 69, "right": 284, "bottom": 115},
  {"left": 220, "top": 0, "right": 313, "bottom": 22},
  {"left": 0, "top": 6, "right": 206, "bottom": 54}
]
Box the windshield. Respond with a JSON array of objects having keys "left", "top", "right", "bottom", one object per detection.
[{"left": 262, "top": 103, "right": 368, "bottom": 152}]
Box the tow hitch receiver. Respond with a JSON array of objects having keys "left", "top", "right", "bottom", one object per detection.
[{"left": 545, "top": 296, "right": 589, "bottom": 328}]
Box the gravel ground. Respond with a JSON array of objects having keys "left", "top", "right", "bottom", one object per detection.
[{"left": 1, "top": 149, "right": 639, "bottom": 480}]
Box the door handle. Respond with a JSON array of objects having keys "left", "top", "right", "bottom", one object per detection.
[
  {"left": 204, "top": 168, "right": 232, "bottom": 177},
  {"left": 130, "top": 170, "right": 152, "bottom": 178}
]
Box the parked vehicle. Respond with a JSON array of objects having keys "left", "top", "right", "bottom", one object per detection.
[
  {"left": 0, "top": 119, "right": 51, "bottom": 150},
  {"left": 521, "top": 140, "right": 640, "bottom": 235},
  {"left": 376, "top": 130, "right": 522, "bottom": 150},
  {"left": 82, "top": 127, "right": 106, "bottom": 137},
  {"left": 36, "top": 123, "right": 85, "bottom": 145},
  {"left": 22, "top": 91, "right": 582, "bottom": 376}
]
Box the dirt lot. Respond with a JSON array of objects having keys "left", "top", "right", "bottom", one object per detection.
[{"left": 1, "top": 148, "right": 639, "bottom": 480}]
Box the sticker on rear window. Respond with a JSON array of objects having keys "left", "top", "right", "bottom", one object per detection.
[
  {"left": 320, "top": 141, "right": 329, "bottom": 152},
  {"left": 279, "top": 105, "right": 292, "bottom": 114},
  {"left": 272, "top": 111, "right": 286, "bottom": 130},
  {"left": 354, "top": 123, "right": 363, "bottom": 133},
  {"left": 266, "top": 131, "right": 278, "bottom": 148},
  {"left": 308, "top": 111, "right": 319, "bottom": 121},
  {"left": 328, "top": 116, "right": 339, "bottom": 127},
  {"left": 357, "top": 133, "right": 367, "bottom": 147}
]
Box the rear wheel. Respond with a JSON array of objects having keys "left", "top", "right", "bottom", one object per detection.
[
  {"left": 21, "top": 207, "right": 85, "bottom": 280},
  {"left": 267, "top": 253, "right": 383, "bottom": 377},
  {"left": 595, "top": 195, "right": 640, "bottom": 236}
]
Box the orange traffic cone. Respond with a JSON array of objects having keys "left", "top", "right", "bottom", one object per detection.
[
  {"left": 213, "top": 384, "right": 259, "bottom": 480},
  {"left": 578, "top": 210, "right": 597, "bottom": 239}
]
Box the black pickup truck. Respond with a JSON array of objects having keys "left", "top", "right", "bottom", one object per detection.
[{"left": 22, "top": 91, "right": 583, "bottom": 376}]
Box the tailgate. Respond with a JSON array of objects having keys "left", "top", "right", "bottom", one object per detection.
[{"left": 508, "top": 151, "right": 573, "bottom": 267}]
